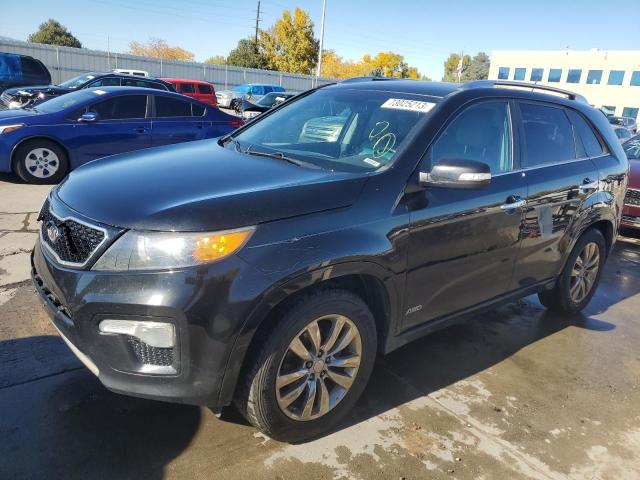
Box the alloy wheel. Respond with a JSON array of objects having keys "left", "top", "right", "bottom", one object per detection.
[
  {"left": 569, "top": 241, "right": 600, "bottom": 304},
  {"left": 24, "top": 148, "right": 59, "bottom": 179},
  {"left": 276, "top": 314, "right": 362, "bottom": 421}
]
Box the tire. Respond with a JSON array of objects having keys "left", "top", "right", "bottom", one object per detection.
[
  {"left": 538, "top": 228, "right": 606, "bottom": 315},
  {"left": 14, "top": 139, "right": 69, "bottom": 184},
  {"left": 235, "top": 289, "right": 377, "bottom": 442}
]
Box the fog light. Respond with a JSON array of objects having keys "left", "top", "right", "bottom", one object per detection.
[{"left": 98, "top": 320, "right": 175, "bottom": 348}]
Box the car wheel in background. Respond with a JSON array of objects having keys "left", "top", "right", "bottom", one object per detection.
[
  {"left": 235, "top": 289, "right": 377, "bottom": 442},
  {"left": 14, "top": 139, "right": 69, "bottom": 184}
]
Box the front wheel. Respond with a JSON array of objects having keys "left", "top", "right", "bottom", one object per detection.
[
  {"left": 235, "top": 289, "right": 377, "bottom": 442},
  {"left": 14, "top": 139, "right": 69, "bottom": 184},
  {"left": 538, "top": 228, "right": 606, "bottom": 314}
]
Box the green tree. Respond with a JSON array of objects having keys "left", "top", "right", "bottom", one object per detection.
[
  {"left": 260, "top": 8, "right": 319, "bottom": 74},
  {"left": 27, "top": 19, "right": 82, "bottom": 48},
  {"left": 462, "top": 52, "right": 490, "bottom": 81},
  {"left": 205, "top": 55, "right": 226, "bottom": 65},
  {"left": 226, "top": 38, "right": 268, "bottom": 69},
  {"left": 442, "top": 53, "right": 471, "bottom": 82}
]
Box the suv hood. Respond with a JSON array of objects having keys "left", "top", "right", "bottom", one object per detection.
[{"left": 56, "top": 139, "right": 367, "bottom": 231}]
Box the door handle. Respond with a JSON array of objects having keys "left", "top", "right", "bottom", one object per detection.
[
  {"left": 580, "top": 178, "right": 599, "bottom": 192},
  {"left": 500, "top": 198, "right": 527, "bottom": 210}
]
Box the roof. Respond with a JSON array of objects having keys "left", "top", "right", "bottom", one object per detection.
[
  {"left": 333, "top": 78, "right": 459, "bottom": 98},
  {"left": 160, "top": 78, "right": 213, "bottom": 84}
]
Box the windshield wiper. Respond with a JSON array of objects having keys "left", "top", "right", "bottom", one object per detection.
[{"left": 244, "top": 145, "right": 321, "bottom": 169}]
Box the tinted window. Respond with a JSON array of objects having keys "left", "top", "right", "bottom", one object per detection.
[
  {"left": 530, "top": 68, "right": 543, "bottom": 81},
  {"left": 548, "top": 68, "right": 562, "bottom": 82},
  {"left": 251, "top": 86, "right": 264, "bottom": 95},
  {"left": 155, "top": 96, "right": 192, "bottom": 117},
  {"left": 431, "top": 101, "right": 512, "bottom": 174},
  {"left": 90, "top": 95, "right": 147, "bottom": 119},
  {"left": 121, "top": 78, "right": 163, "bottom": 89},
  {"left": 587, "top": 70, "right": 602, "bottom": 84},
  {"left": 622, "top": 107, "right": 639, "bottom": 120},
  {"left": 498, "top": 67, "right": 509, "bottom": 80},
  {"left": 520, "top": 103, "right": 576, "bottom": 166},
  {"left": 88, "top": 77, "right": 120, "bottom": 87},
  {"left": 21, "top": 57, "right": 47, "bottom": 79},
  {"left": 608, "top": 70, "right": 625, "bottom": 85},
  {"left": 615, "top": 128, "right": 631, "bottom": 140},
  {"left": 566, "top": 110, "right": 606, "bottom": 158},
  {"left": 567, "top": 69, "right": 582, "bottom": 83},
  {"left": 631, "top": 71, "right": 640, "bottom": 87},
  {"left": 602, "top": 105, "right": 616, "bottom": 116},
  {"left": 197, "top": 83, "right": 213, "bottom": 94},
  {"left": 192, "top": 103, "right": 206, "bottom": 116},
  {"left": 624, "top": 141, "right": 640, "bottom": 160},
  {"left": 264, "top": 86, "right": 273, "bottom": 94},
  {"left": 142, "top": 81, "right": 166, "bottom": 90},
  {"left": 180, "top": 83, "right": 196, "bottom": 94},
  {"left": 273, "top": 86, "right": 285, "bottom": 92},
  {"left": 514, "top": 68, "right": 526, "bottom": 81}
]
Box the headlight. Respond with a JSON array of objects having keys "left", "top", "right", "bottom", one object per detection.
[
  {"left": 0, "top": 123, "right": 24, "bottom": 133},
  {"left": 92, "top": 227, "right": 255, "bottom": 271}
]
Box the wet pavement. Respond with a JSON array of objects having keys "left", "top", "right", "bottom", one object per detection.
[{"left": 1, "top": 174, "right": 640, "bottom": 479}]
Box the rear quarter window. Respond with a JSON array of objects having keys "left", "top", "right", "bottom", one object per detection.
[
  {"left": 180, "top": 83, "right": 196, "bottom": 94},
  {"left": 197, "top": 83, "right": 213, "bottom": 94},
  {"left": 566, "top": 110, "right": 607, "bottom": 158},
  {"left": 520, "top": 102, "right": 576, "bottom": 167}
]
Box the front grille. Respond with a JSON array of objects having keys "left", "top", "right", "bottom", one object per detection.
[
  {"left": 625, "top": 188, "right": 640, "bottom": 206},
  {"left": 38, "top": 199, "right": 105, "bottom": 266},
  {"left": 127, "top": 337, "right": 174, "bottom": 366}
]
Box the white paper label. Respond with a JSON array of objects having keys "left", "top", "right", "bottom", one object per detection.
[
  {"left": 381, "top": 98, "right": 436, "bottom": 113},
  {"left": 363, "top": 157, "right": 381, "bottom": 167}
]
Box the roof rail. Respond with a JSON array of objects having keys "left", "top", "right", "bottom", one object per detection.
[
  {"left": 461, "top": 80, "right": 588, "bottom": 103},
  {"left": 340, "top": 76, "right": 399, "bottom": 83}
]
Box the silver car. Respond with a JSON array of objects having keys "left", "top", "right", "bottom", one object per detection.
[{"left": 216, "top": 83, "right": 285, "bottom": 110}]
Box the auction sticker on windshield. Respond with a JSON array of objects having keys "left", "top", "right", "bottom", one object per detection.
[{"left": 381, "top": 98, "right": 436, "bottom": 113}]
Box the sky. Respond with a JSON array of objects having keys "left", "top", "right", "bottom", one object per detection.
[{"left": 0, "top": 0, "right": 636, "bottom": 80}]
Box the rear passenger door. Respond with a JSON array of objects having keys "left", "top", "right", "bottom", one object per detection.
[
  {"left": 150, "top": 95, "right": 209, "bottom": 146},
  {"left": 510, "top": 101, "right": 600, "bottom": 289}
]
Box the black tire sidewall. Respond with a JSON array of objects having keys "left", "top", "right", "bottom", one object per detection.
[
  {"left": 245, "top": 291, "right": 377, "bottom": 442},
  {"left": 14, "top": 140, "right": 69, "bottom": 184}
]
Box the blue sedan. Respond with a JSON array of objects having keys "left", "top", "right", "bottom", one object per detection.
[{"left": 0, "top": 86, "right": 243, "bottom": 183}]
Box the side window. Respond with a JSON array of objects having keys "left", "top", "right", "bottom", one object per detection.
[
  {"left": 89, "top": 78, "right": 120, "bottom": 87},
  {"left": 197, "top": 83, "right": 213, "bottom": 94},
  {"left": 566, "top": 110, "right": 607, "bottom": 158},
  {"left": 90, "top": 95, "right": 147, "bottom": 120},
  {"left": 192, "top": 103, "right": 206, "bottom": 116},
  {"left": 251, "top": 86, "right": 264, "bottom": 95},
  {"left": 180, "top": 83, "right": 196, "bottom": 94},
  {"left": 520, "top": 103, "right": 576, "bottom": 167},
  {"left": 264, "top": 86, "right": 273, "bottom": 94},
  {"left": 142, "top": 81, "right": 166, "bottom": 90},
  {"left": 431, "top": 101, "right": 512, "bottom": 174},
  {"left": 20, "top": 57, "right": 47, "bottom": 81},
  {"left": 155, "top": 96, "right": 193, "bottom": 117}
]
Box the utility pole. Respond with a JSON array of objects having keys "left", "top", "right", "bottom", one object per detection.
[
  {"left": 254, "top": 0, "right": 261, "bottom": 46},
  {"left": 316, "top": 0, "right": 326, "bottom": 81}
]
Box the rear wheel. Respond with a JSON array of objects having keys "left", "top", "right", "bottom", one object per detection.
[
  {"left": 14, "top": 139, "right": 69, "bottom": 184},
  {"left": 538, "top": 228, "right": 606, "bottom": 314},
  {"left": 235, "top": 289, "right": 377, "bottom": 442}
]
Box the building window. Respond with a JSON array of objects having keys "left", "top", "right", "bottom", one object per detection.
[
  {"left": 567, "top": 69, "right": 582, "bottom": 83},
  {"left": 530, "top": 68, "right": 543, "bottom": 81},
  {"left": 586, "top": 70, "right": 602, "bottom": 85},
  {"left": 622, "top": 107, "right": 639, "bottom": 120},
  {"left": 630, "top": 71, "right": 640, "bottom": 86},
  {"left": 602, "top": 105, "right": 616, "bottom": 116},
  {"left": 498, "top": 67, "right": 510, "bottom": 80},
  {"left": 548, "top": 69, "right": 562, "bottom": 82},
  {"left": 514, "top": 68, "right": 526, "bottom": 81},
  {"left": 607, "top": 70, "right": 625, "bottom": 85}
]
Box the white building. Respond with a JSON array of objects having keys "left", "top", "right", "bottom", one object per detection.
[{"left": 488, "top": 50, "right": 640, "bottom": 119}]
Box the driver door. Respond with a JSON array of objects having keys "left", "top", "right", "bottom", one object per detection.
[{"left": 402, "top": 100, "right": 528, "bottom": 330}]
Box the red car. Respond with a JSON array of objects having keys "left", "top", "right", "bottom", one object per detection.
[
  {"left": 622, "top": 140, "right": 640, "bottom": 231},
  {"left": 161, "top": 78, "right": 217, "bottom": 106}
]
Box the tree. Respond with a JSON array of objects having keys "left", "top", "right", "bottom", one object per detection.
[
  {"left": 226, "top": 38, "right": 268, "bottom": 69},
  {"left": 462, "top": 52, "right": 490, "bottom": 81},
  {"left": 205, "top": 55, "right": 226, "bottom": 65},
  {"left": 321, "top": 49, "right": 424, "bottom": 80},
  {"left": 260, "top": 8, "right": 319, "bottom": 74},
  {"left": 27, "top": 19, "right": 81, "bottom": 48},
  {"left": 442, "top": 53, "right": 471, "bottom": 82},
  {"left": 129, "top": 38, "right": 194, "bottom": 61}
]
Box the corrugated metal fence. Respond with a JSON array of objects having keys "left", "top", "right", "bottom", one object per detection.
[{"left": 0, "top": 38, "right": 336, "bottom": 92}]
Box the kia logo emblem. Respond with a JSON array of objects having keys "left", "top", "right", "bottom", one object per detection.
[{"left": 46, "top": 221, "right": 60, "bottom": 243}]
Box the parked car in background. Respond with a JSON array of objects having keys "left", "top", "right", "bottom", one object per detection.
[
  {"left": 241, "top": 91, "right": 296, "bottom": 120},
  {"left": 112, "top": 68, "right": 149, "bottom": 77},
  {"left": 1, "top": 72, "right": 175, "bottom": 109},
  {"left": 609, "top": 115, "right": 637, "bottom": 134},
  {"left": 161, "top": 78, "right": 217, "bottom": 106},
  {"left": 614, "top": 126, "right": 632, "bottom": 143},
  {"left": 0, "top": 52, "right": 51, "bottom": 94},
  {"left": 216, "top": 83, "right": 285, "bottom": 110},
  {"left": 622, "top": 139, "right": 640, "bottom": 232},
  {"left": 0, "top": 86, "right": 242, "bottom": 183},
  {"left": 31, "top": 79, "right": 627, "bottom": 442}
]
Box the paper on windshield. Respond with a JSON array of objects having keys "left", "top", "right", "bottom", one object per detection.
[{"left": 381, "top": 98, "right": 436, "bottom": 113}]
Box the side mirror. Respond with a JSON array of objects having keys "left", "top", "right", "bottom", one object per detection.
[
  {"left": 78, "top": 112, "right": 97, "bottom": 123},
  {"left": 419, "top": 158, "right": 491, "bottom": 189}
]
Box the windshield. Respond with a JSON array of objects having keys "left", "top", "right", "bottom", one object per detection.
[
  {"left": 233, "top": 84, "right": 251, "bottom": 93},
  {"left": 231, "top": 87, "right": 438, "bottom": 172},
  {"left": 58, "top": 73, "right": 97, "bottom": 89},
  {"left": 624, "top": 141, "right": 640, "bottom": 159},
  {"left": 35, "top": 89, "right": 100, "bottom": 113}
]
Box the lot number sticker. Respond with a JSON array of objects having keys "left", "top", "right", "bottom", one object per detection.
[{"left": 381, "top": 98, "right": 436, "bottom": 113}]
